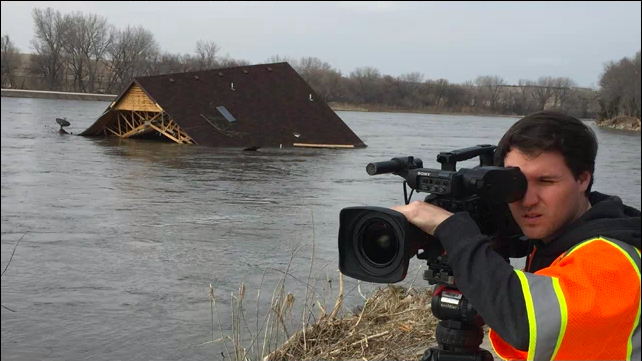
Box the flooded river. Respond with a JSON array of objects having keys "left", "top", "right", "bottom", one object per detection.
[{"left": 1, "top": 97, "right": 640, "bottom": 360}]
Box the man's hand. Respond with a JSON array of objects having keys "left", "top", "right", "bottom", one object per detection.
[{"left": 391, "top": 201, "right": 454, "bottom": 235}]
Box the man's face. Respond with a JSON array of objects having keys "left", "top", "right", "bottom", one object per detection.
[{"left": 504, "top": 148, "right": 591, "bottom": 242}]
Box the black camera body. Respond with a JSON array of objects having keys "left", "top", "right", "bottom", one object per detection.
[{"left": 338, "top": 145, "right": 527, "bottom": 284}]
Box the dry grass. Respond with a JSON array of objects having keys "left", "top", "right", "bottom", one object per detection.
[
  {"left": 265, "top": 284, "right": 438, "bottom": 361},
  {"left": 209, "top": 265, "right": 439, "bottom": 361},
  {"left": 207, "top": 212, "right": 439, "bottom": 361}
]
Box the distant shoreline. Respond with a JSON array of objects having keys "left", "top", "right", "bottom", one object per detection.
[
  {"left": 0, "top": 88, "right": 587, "bottom": 120},
  {"left": 1, "top": 88, "right": 116, "bottom": 102},
  {"left": 329, "top": 102, "right": 527, "bottom": 118}
]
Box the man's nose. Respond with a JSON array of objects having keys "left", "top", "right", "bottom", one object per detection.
[{"left": 521, "top": 184, "right": 539, "bottom": 207}]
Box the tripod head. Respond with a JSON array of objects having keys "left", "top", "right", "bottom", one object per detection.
[{"left": 419, "top": 253, "right": 494, "bottom": 361}]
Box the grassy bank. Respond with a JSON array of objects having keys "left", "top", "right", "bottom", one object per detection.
[
  {"left": 595, "top": 115, "right": 641, "bottom": 131},
  {"left": 207, "top": 237, "right": 499, "bottom": 361}
]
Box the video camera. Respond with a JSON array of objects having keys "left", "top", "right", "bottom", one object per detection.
[{"left": 337, "top": 144, "right": 528, "bottom": 361}]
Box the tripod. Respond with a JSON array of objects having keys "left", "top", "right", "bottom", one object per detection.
[{"left": 419, "top": 255, "right": 494, "bottom": 361}]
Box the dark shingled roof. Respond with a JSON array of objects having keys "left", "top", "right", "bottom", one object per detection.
[{"left": 81, "top": 62, "right": 366, "bottom": 149}]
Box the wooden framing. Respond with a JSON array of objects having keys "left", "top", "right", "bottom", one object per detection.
[
  {"left": 101, "top": 82, "right": 195, "bottom": 145},
  {"left": 103, "top": 110, "right": 196, "bottom": 144},
  {"left": 114, "top": 84, "right": 161, "bottom": 112}
]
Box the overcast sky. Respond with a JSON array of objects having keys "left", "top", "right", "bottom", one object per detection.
[{"left": 2, "top": 1, "right": 640, "bottom": 87}]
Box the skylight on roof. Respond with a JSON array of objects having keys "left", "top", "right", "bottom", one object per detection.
[{"left": 216, "top": 106, "right": 237, "bottom": 123}]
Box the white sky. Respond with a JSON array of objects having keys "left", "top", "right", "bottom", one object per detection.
[{"left": 2, "top": 1, "right": 640, "bottom": 87}]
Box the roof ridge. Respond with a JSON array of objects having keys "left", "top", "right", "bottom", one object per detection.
[{"left": 135, "top": 62, "right": 291, "bottom": 80}]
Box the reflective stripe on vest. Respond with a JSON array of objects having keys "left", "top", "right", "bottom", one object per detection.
[{"left": 515, "top": 270, "right": 568, "bottom": 360}]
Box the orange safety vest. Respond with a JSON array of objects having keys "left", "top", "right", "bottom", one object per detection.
[{"left": 489, "top": 237, "right": 641, "bottom": 360}]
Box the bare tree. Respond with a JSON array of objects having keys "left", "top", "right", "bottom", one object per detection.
[
  {"left": 572, "top": 88, "right": 599, "bottom": 119},
  {"left": 444, "top": 83, "right": 467, "bottom": 108},
  {"left": 30, "top": 7, "right": 69, "bottom": 90},
  {"left": 475, "top": 75, "right": 506, "bottom": 110},
  {"left": 1, "top": 34, "right": 21, "bottom": 88},
  {"left": 349, "top": 66, "right": 381, "bottom": 103},
  {"left": 265, "top": 54, "right": 298, "bottom": 68},
  {"left": 398, "top": 72, "right": 424, "bottom": 91},
  {"left": 217, "top": 56, "right": 251, "bottom": 67},
  {"left": 148, "top": 51, "right": 194, "bottom": 75},
  {"left": 293, "top": 57, "right": 344, "bottom": 101},
  {"left": 397, "top": 72, "right": 424, "bottom": 108},
  {"left": 628, "top": 50, "right": 642, "bottom": 118},
  {"left": 552, "top": 77, "right": 577, "bottom": 109},
  {"left": 517, "top": 79, "right": 533, "bottom": 115},
  {"left": 105, "top": 25, "right": 159, "bottom": 93},
  {"left": 460, "top": 80, "right": 478, "bottom": 107},
  {"left": 531, "top": 76, "right": 556, "bottom": 110},
  {"left": 62, "top": 11, "right": 113, "bottom": 92},
  {"left": 194, "top": 40, "right": 220, "bottom": 70},
  {"left": 433, "top": 79, "right": 451, "bottom": 107}
]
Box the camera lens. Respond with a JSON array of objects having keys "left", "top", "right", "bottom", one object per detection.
[{"left": 359, "top": 219, "right": 399, "bottom": 266}]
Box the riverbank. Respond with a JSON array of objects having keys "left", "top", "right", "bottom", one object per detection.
[
  {"left": 1, "top": 88, "right": 116, "bottom": 102},
  {"left": 263, "top": 284, "right": 500, "bottom": 361},
  {"left": 595, "top": 115, "right": 641, "bottom": 131},
  {"left": 1, "top": 89, "right": 523, "bottom": 119},
  {"left": 328, "top": 102, "right": 526, "bottom": 118}
]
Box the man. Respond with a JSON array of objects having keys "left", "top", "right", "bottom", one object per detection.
[{"left": 392, "top": 110, "right": 641, "bottom": 360}]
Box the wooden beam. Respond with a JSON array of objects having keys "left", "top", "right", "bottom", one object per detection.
[
  {"left": 129, "top": 111, "right": 138, "bottom": 128},
  {"left": 149, "top": 112, "right": 162, "bottom": 122},
  {"left": 293, "top": 143, "right": 355, "bottom": 149},
  {"left": 122, "top": 123, "right": 148, "bottom": 138},
  {"left": 105, "top": 127, "right": 121, "bottom": 136},
  {"left": 149, "top": 123, "right": 183, "bottom": 144},
  {"left": 121, "top": 111, "right": 133, "bottom": 132}
]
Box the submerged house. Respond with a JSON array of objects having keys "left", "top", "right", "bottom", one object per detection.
[{"left": 80, "top": 62, "right": 366, "bottom": 149}]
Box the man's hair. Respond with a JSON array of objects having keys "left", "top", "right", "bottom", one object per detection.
[{"left": 494, "top": 110, "right": 598, "bottom": 195}]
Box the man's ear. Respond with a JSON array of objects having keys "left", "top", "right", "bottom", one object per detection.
[{"left": 578, "top": 171, "right": 591, "bottom": 193}]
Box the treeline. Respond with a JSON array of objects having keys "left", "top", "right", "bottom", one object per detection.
[
  {"left": 1, "top": 7, "right": 640, "bottom": 119},
  {"left": 0, "top": 8, "right": 250, "bottom": 94}
]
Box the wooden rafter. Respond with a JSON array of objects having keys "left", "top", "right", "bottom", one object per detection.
[
  {"left": 102, "top": 110, "right": 195, "bottom": 145},
  {"left": 121, "top": 122, "right": 148, "bottom": 138},
  {"left": 123, "top": 112, "right": 133, "bottom": 130}
]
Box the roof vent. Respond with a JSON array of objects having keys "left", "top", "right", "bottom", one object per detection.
[
  {"left": 309, "top": 94, "right": 313, "bottom": 102},
  {"left": 218, "top": 72, "right": 223, "bottom": 77},
  {"left": 267, "top": 67, "right": 273, "bottom": 72},
  {"left": 243, "top": 70, "right": 249, "bottom": 74},
  {"left": 231, "top": 82, "right": 235, "bottom": 91},
  {"left": 169, "top": 78, "right": 175, "bottom": 83},
  {"left": 194, "top": 75, "right": 200, "bottom": 80}
]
